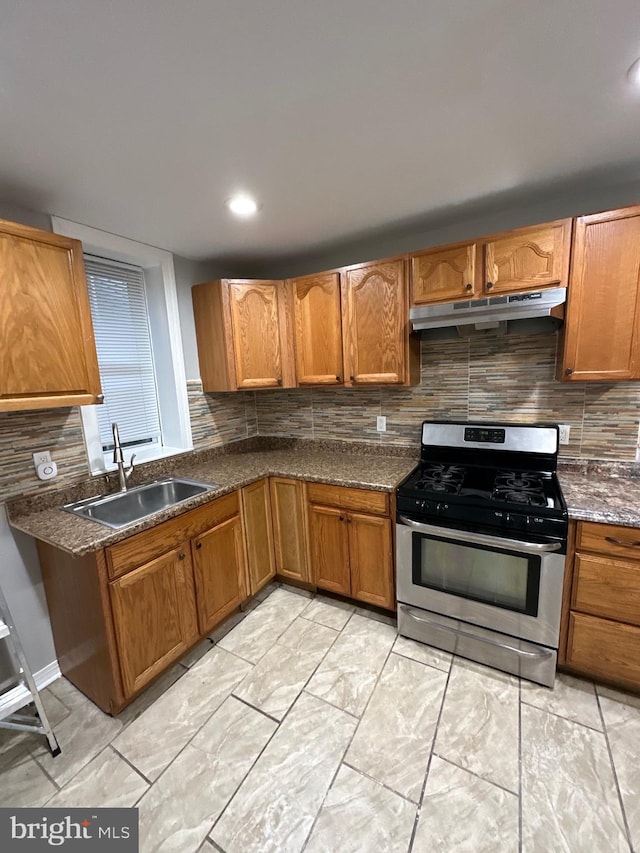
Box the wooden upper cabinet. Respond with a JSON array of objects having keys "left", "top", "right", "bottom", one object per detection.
[
  {"left": 411, "top": 242, "right": 478, "bottom": 304},
  {"left": 290, "top": 272, "right": 344, "bottom": 385},
  {"left": 484, "top": 219, "right": 571, "bottom": 295},
  {"left": 191, "top": 279, "right": 295, "bottom": 391},
  {"left": 228, "top": 280, "right": 290, "bottom": 389},
  {"left": 0, "top": 218, "right": 102, "bottom": 412},
  {"left": 341, "top": 258, "right": 416, "bottom": 386},
  {"left": 560, "top": 206, "right": 640, "bottom": 382}
]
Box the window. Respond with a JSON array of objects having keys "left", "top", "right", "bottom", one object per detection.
[
  {"left": 52, "top": 218, "right": 192, "bottom": 474},
  {"left": 85, "top": 255, "right": 162, "bottom": 459}
]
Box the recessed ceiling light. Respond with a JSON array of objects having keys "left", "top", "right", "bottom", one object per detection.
[
  {"left": 627, "top": 57, "right": 640, "bottom": 88},
  {"left": 226, "top": 194, "right": 259, "bottom": 217}
]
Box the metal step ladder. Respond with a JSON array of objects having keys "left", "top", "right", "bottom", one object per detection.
[{"left": 0, "top": 584, "right": 60, "bottom": 756}]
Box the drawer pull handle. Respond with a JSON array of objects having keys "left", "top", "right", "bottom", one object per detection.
[{"left": 605, "top": 536, "right": 640, "bottom": 548}]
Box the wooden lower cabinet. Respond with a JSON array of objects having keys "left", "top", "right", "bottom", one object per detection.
[
  {"left": 270, "top": 477, "right": 311, "bottom": 582},
  {"left": 567, "top": 612, "right": 640, "bottom": 690},
  {"left": 109, "top": 547, "right": 199, "bottom": 697},
  {"left": 308, "top": 504, "right": 351, "bottom": 596},
  {"left": 241, "top": 478, "right": 276, "bottom": 594},
  {"left": 192, "top": 515, "right": 247, "bottom": 633},
  {"left": 562, "top": 519, "right": 640, "bottom": 692},
  {"left": 307, "top": 484, "right": 394, "bottom": 610},
  {"left": 349, "top": 512, "right": 393, "bottom": 609}
]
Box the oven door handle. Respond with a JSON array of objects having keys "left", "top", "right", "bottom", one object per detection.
[
  {"left": 397, "top": 515, "right": 563, "bottom": 554},
  {"left": 400, "top": 606, "right": 554, "bottom": 659}
]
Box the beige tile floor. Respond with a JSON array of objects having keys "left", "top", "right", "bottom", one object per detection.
[{"left": 1, "top": 583, "right": 639, "bottom": 852}]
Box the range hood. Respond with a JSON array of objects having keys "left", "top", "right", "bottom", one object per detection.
[{"left": 410, "top": 287, "right": 566, "bottom": 339}]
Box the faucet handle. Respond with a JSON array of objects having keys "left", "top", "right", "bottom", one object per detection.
[{"left": 126, "top": 453, "right": 136, "bottom": 480}]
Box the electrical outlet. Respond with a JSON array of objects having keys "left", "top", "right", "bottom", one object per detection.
[
  {"left": 559, "top": 425, "right": 571, "bottom": 445},
  {"left": 377, "top": 416, "right": 387, "bottom": 432},
  {"left": 33, "top": 450, "right": 52, "bottom": 468}
]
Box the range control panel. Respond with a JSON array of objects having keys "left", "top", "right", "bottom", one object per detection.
[{"left": 464, "top": 427, "right": 505, "bottom": 444}]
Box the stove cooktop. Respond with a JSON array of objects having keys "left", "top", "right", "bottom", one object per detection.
[{"left": 396, "top": 420, "right": 568, "bottom": 540}]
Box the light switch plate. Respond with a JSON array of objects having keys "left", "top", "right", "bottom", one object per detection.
[{"left": 559, "top": 425, "right": 570, "bottom": 445}]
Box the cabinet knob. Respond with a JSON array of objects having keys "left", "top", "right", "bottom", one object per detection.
[
  {"left": 339, "top": 515, "right": 344, "bottom": 521},
  {"left": 336, "top": 376, "right": 341, "bottom": 382},
  {"left": 178, "top": 552, "right": 185, "bottom": 560},
  {"left": 565, "top": 367, "right": 574, "bottom": 376},
  {"left": 196, "top": 542, "right": 202, "bottom": 549},
  {"left": 277, "top": 377, "right": 283, "bottom": 385},
  {"left": 350, "top": 375, "right": 355, "bottom": 382},
  {"left": 465, "top": 283, "right": 473, "bottom": 292},
  {"left": 96, "top": 394, "right": 105, "bottom": 402},
  {"left": 486, "top": 282, "right": 494, "bottom": 290}
]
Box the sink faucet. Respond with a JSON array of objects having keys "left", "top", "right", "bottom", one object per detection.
[{"left": 112, "top": 422, "right": 136, "bottom": 492}]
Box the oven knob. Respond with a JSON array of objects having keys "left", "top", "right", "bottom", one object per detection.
[
  {"left": 505, "top": 513, "right": 511, "bottom": 525},
  {"left": 436, "top": 503, "right": 449, "bottom": 514}
]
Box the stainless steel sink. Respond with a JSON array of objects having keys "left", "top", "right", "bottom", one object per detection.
[{"left": 63, "top": 477, "right": 219, "bottom": 529}]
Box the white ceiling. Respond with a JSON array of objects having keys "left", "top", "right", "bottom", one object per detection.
[{"left": 1, "top": 0, "right": 640, "bottom": 261}]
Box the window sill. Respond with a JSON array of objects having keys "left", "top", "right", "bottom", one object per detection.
[{"left": 89, "top": 445, "right": 191, "bottom": 477}]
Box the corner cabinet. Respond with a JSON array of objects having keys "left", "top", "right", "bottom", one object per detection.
[
  {"left": 307, "top": 483, "right": 394, "bottom": 609},
  {"left": 559, "top": 205, "right": 640, "bottom": 382},
  {"left": 410, "top": 219, "right": 571, "bottom": 305},
  {"left": 270, "top": 477, "right": 311, "bottom": 583},
  {"left": 0, "top": 218, "right": 102, "bottom": 412},
  {"left": 191, "top": 278, "right": 295, "bottom": 391},
  {"left": 341, "top": 258, "right": 418, "bottom": 386},
  {"left": 241, "top": 478, "right": 277, "bottom": 594}
]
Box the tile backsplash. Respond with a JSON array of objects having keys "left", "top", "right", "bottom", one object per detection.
[{"left": 2, "top": 331, "right": 640, "bottom": 503}]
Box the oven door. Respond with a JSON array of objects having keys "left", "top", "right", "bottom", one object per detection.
[{"left": 396, "top": 516, "right": 565, "bottom": 648}]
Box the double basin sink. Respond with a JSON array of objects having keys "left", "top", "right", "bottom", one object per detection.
[{"left": 63, "top": 477, "right": 219, "bottom": 529}]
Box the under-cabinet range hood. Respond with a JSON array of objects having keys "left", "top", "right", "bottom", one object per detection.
[{"left": 410, "top": 287, "right": 566, "bottom": 339}]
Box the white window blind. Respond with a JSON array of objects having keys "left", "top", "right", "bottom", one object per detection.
[{"left": 84, "top": 255, "right": 162, "bottom": 453}]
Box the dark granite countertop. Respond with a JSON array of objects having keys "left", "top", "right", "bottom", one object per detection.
[
  {"left": 8, "top": 437, "right": 640, "bottom": 556},
  {"left": 559, "top": 461, "right": 640, "bottom": 528},
  {"left": 6, "top": 439, "right": 418, "bottom": 557}
]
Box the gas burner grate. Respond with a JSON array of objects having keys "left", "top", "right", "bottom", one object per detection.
[
  {"left": 492, "top": 487, "right": 547, "bottom": 507},
  {"left": 494, "top": 471, "right": 545, "bottom": 491},
  {"left": 414, "top": 463, "right": 465, "bottom": 495}
]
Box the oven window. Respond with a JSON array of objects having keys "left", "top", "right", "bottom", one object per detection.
[{"left": 412, "top": 534, "right": 540, "bottom": 616}]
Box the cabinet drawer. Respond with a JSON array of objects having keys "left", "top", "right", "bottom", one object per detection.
[
  {"left": 577, "top": 521, "right": 640, "bottom": 560},
  {"left": 306, "top": 483, "right": 389, "bottom": 515},
  {"left": 106, "top": 492, "right": 239, "bottom": 579},
  {"left": 573, "top": 553, "right": 640, "bottom": 627},
  {"left": 567, "top": 611, "right": 640, "bottom": 689}
]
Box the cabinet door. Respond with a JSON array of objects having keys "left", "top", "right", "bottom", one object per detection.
[
  {"left": 0, "top": 219, "right": 102, "bottom": 412},
  {"left": 348, "top": 512, "right": 394, "bottom": 609},
  {"left": 411, "top": 242, "right": 478, "bottom": 304},
  {"left": 228, "top": 280, "right": 291, "bottom": 389},
  {"left": 341, "top": 259, "right": 408, "bottom": 385},
  {"left": 572, "top": 553, "right": 640, "bottom": 628},
  {"left": 567, "top": 611, "right": 640, "bottom": 690},
  {"left": 270, "top": 478, "right": 311, "bottom": 582},
  {"left": 192, "top": 515, "right": 247, "bottom": 634},
  {"left": 484, "top": 219, "right": 571, "bottom": 295},
  {"left": 291, "top": 272, "right": 344, "bottom": 385},
  {"left": 109, "top": 547, "right": 199, "bottom": 697},
  {"left": 308, "top": 504, "right": 351, "bottom": 596},
  {"left": 242, "top": 478, "right": 276, "bottom": 594},
  {"left": 561, "top": 207, "right": 640, "bottom": 381}
]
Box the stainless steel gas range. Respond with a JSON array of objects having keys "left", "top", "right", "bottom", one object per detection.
[{"left": 395, "top": 420, "right": 568, "bottom": 687}]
